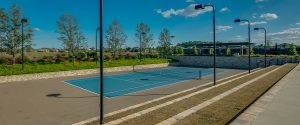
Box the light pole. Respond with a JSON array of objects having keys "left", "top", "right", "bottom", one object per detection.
[
  {"left": 21, "top": 18, "right": 28, "bottom": 70},
  {"left": 140, "top": 32, "right": 146, "bottom": 62},
  {"left": 99, "top": 0, "right": 104, "bottom": 124},
  {"left": 96, "top": 27, "right": 100, "bottom": 64},
  {"left": 171, "top": 35, "right": 175, "bottom": 56},
  {"left": 254, "top": 27, "right": 267, "bottom": 68},
  {"left": 234, "top": 19, "right": 251, "bottom": 73},
  {"left": 195, "top": 4, "right": 216, "bottom": 86}
]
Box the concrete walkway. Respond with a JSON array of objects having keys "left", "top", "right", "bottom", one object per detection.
[{"left": 231, "top": 63, "right": 300, "bottom": 125}]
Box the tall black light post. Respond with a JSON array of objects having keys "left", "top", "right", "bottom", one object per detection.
[
  {"left": 21, "top": 19, "right": 28, "bottom": 70},
  {"left": 140, "top": 32, "right": 146, "bottom": 62},
  {"left": 254, "top": 27, "right": 267, "bottom": 68},
  {"left": 195, "top": 4, "right": 216, "bottom": 86},
  {"left": 171, "top": 35, "right": 175, "bottom": 56},
  {"left": 99, "top": 0, "right": 104, "bottom": 124},
  {"left": 234, "top": 19, "right": 251, "bottom": 73},
  {"left": 96, "top": 27, "right": 100, "bottom": 64}
]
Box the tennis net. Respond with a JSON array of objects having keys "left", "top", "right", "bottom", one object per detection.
[{"left": 132, "top": 65, "right": 203, "bottom": 80}]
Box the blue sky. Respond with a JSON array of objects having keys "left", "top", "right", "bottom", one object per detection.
[{"left": 1, "top": 0, "right": 300, "bottom": 48}]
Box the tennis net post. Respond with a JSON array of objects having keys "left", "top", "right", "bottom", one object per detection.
[{"left": 198, "top": 70, "right": 202, "bottom": 80}]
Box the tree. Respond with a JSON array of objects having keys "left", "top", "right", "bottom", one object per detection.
[
  {"left": 135, "top": 23, "right": 153, "bottom": 55},
  {"left": 57, "top": 13, "right": 87, "bottom": 63},
  {"left": 172, "top": 46, "right": 179, "bottom": 55},
  {"left": 288, "top": 43, "right": 298, "bottom": 55},
  {"left": 0, "top": 4, "right": 33, "bottom": 64},
  {"left": 158, "top": 28, "right": 172, "bottom": 58},
  {"left": 178, "top": 47, "right": 184, "bottom": 55},
  {"left": 226, "top": 47, "right": 231, "bottom": 56},
  {"left": 275, "top": 43, "right": 278, "bottom": 55},
  {"left": 209, "top": 48, "right": 214, "bottom": 55},
  {"left": 192, "top": 45, "right": 198, "bottom": 55},
  {"left": 105, "top": 20, "right": 127, "bottom": 59}
]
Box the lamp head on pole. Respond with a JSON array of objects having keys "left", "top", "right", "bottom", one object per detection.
[
  {"left": 195, "top": 4, "right": 205, "bottom": 10},
  {"left": 234, "top": 19, "right": 241, "bottom": 23},
  {"left": 21, "top": 18, "right": 28, "bottom": 23},
  {"left": 254, "top": 28, "right": 260, "bottom": 30}
]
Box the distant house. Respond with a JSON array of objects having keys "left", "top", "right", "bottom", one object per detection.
[
  {"left": 38, "top": 48, "right": 49, "bottom": 53},
  {"left": 50, "top": 48, "right": 59, "bottom": 52}
]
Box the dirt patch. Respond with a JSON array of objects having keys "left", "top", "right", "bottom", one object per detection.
[{"left": 174, "top": 64, "right": 297, "bottom": 125}]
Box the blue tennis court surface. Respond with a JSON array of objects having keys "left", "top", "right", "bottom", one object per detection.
[{"left": 64, "top": 67, "right": 223, "bottom": 98}]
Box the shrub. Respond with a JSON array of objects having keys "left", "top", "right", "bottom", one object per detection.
[
  {"left": 104, "top": 55, "right": 113, "bottom": 60},
  {"left": 77, "top": 52, "right": 88, "bottom": 61},
  {"left": 87, "top": 51, "right": 97, "bottom": 59},
  {"left": 118, "top": 53, "right": 125, "bottom": 60},
  {"left": 124, "top": 53, "right": 134, "bottom": 59},
  {"left": 149, "top": 54, "right": 159, "bottom": 58},
  {"left": 192, "top": 45, "right": 198, "bottom": 55},
  {"left": 55, "top": 54, "right": 67, "bottom": 63},
  {"left": 15, "top": 56, "right": 31, "bottom": 64},
  {"left": 0, "top": 55, "right": 12, "bottom": 64}
]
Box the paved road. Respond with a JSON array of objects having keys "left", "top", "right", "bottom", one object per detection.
[
  {"left": 252, "top": 64, "right": 300, "bottom": 125},
  {"left": 231, "top": 63, "right": 300, "bottom": 125}
]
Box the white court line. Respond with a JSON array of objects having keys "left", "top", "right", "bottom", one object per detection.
[
  {"left": 65, "top": 67, "right": 221, "bottom": 98},
  {"left": 103, "top": 70, "right": 222, "bottom": 98}
]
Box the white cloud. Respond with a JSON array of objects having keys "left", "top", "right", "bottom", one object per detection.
[
  {"left": 33, "top": 28, "right": 40, "bottom": 31},
  {"left": 216, "top": 26, "right": 232, "bottom": 32},
  {"left": 269, "top": 28, "right": 300, "bottom": 36},
  {"left": 220, "top": 7, "right": 230, "bottom": 13},
  {"left": 240, "top": 21, "right": 268, "bottom": 26},
  {"left": 269, "top": 28, "right": 300, "bottom": 43},
  {"left": 260, "top": 13, "right": 279, "bottom": 20},
  {"left": 296, "top": 23, "right": 300, "bottom": 25},
  {"left": 256, "top": 0, "right": 267, "bottom": 3},
  {"left": 186, "top": 0, "right": 194, "bottom": 3},
  {"left": 252, "top": 13, "right": 257, "bottom": 18},
  {"left": 155, "top": 4, "right": 212, "bottom": 18}
]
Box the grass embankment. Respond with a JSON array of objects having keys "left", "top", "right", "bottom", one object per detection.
[
  {"left": 174, "top": 64, "right": 297, "bottom": 125},
  {"left": 0, "top": 58, "right": 173, "bottom": 76},
  {"left": 118, "top": 66, "right": 277, "bottom": 125}
]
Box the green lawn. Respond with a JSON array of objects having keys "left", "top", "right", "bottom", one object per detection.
[{"left": 0, "top": 58, "right": 174, "bottom": 76}]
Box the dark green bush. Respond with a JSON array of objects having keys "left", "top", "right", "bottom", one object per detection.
[
  {"left": 77, "top": 52, "right": 88, "bottom": 61},
  {"left": 0, "top": 56, "right": 11, "bottom": 64}
]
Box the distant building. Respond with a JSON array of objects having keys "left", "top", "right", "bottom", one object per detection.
[
  {"left": 183, "top": 42, "right": 255, "bottom": 56},
  {"left": 182, "top": 42, "right": 300, "bottom": 56},
  {"left": 38, "top": 48, "right": 49, "bottom": 53},
  {"left": 50, "top": 48, "right": 59, "bottom": 52}
]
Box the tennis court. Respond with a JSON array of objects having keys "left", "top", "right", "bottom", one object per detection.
[{"left": 64, "top": 67, "right": 223, "bottom": 98}]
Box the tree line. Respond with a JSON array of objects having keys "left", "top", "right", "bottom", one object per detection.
[{"left": 0, "top": 4, "right": 179, "bottom": 65}]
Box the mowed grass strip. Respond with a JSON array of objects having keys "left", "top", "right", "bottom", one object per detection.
[
  {"left": 117, "top": 66, "right": 278, "bottom": 125},
  {"left": 0, "top": 58, "right": 172, "bottom": 76},
  {"left": 83, "top": 71, "right": 249, "bottom": 125},
  {"left": 174, "top": 64, "right": 297, "bottom": 125}
]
